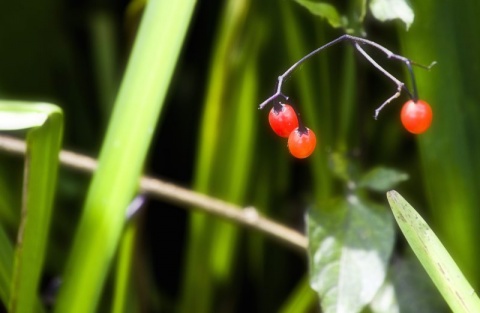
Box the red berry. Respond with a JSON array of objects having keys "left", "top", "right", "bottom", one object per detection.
[
  {"left": 268, "top": 104, "right": 299, "bottom": 138},
  {"left": 400, "top": 99, "right": 433, "bottom": 134},
  {"left": 288, "top": 127, "right": 317, "bottom": 159}
]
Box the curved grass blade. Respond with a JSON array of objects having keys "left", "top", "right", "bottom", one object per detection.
[
  {"left": 0, "top": 101, "right": 63, "bottom": 313},
  {"left": 387, "top": 190, "right": 480, "bottom": 313}
]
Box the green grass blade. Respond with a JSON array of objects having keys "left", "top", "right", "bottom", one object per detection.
[
  {"left": 0, "top": 162, "right": 20, "bottom": 229},
  {"left": 89, "top": 11, "right": 118, "bottom": 121},
  {"left": 386, "top": 190, "right": 480, "bottom": 313},
  {"left": 179, "top": 1, "right": 252, "bottom": 312},
  {"left": 208, "top": 55, "right": 258, "bottom": 278},
  {"left": 112, "top": 219, "right": 138, "bottom": 313},
  {"left": 0, "top": 102, "right": 63, "bottom": 313},
  {"left": 278, "top": 275, "right": 318, "bottom": 313},
  {"left": 398, "top": 0, "right": 480, "bottom": 286},
  {"left": 0, "top": 224, "right": 13, "bottom": 307},
  {"left": 54, "top": 1, "right": 197, "bottom": 312},
  {"left": 280, "top": 0, "right": 332, "bottom": 201}
]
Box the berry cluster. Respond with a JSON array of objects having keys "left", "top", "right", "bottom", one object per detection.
[
  {"left": 267, "top": 99, "right": 432, "bottom": 159},
  {"left": 260, "top": 35, "right": 435, "bottom": 159},
  {"left": 268, "top": 103, "right": 316, "bottom": 159}
]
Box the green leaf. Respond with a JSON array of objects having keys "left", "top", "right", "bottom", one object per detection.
[
  {"left": 386, "top": 190, "right": 480, "bottom": 313},
  {"left": 307, "top": 196, "right": 394, "bottom": 313},
  {"left": 368, "top": 278, "right": 399, "bottom": 313},
  {"left": 112, "top": 218, "right": 138, "bottom": 313},
  {"left": 0, "top": 102, "right": 57, "bottom": 130},
  {"left": 358, "top": 167, "right": 408, "bottom": 192},
  {"left": 279, "top": 275, "right": 318, "bottom": 313},
  {"left": 292, "top": 0, "right": 344, "bottom": 28},
  {"left": 398, "top": 0, "right": 480, "bottom": 289},
  {"left": 179, "top": 2, "right": 260, "bottom": 312},
  {"left": 54, "top": 0, "right": 197, "bottom": 312},
  {"left": 0, "top": 224, "right": 13, "bottom": 306},
  {"left": 369, "top": 0, "right": 414, "bottom": 30},
  {"left": 357, "top": 0, "right": 368, "bottom": 23},
  {"left": 0, "top": 101, "right": 63, "bottom": 313},
  {"left": 328, "top": 152, "right": 353, "bottom": 182}
]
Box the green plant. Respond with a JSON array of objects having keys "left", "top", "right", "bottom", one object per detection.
[
  {"left": 387, "top": 191, "right": 480, "bottom": 313},
  {"left": 0, "top": 0, "right": 478, "bottom": 312}
]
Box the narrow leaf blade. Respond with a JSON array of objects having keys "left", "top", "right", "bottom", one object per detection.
[
  {"left": 54, "top": 1, "right": 197, "bottom": 312},
  {"left": 6, "top": 103, "right": 63, "bottom": 313},
  {"left": 0, "top": 225, "right": 13, "bottom": 306},
  {"left": 386, "top": 190, "right": 480, "bottom": 313}
]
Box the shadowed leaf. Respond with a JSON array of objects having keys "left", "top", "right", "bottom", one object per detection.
[
  {"left": 307, "top": 196, "right": 394, "bottom": 313},
  {"left": 369, "top": 0, "right": 414, "bottom": 29}
]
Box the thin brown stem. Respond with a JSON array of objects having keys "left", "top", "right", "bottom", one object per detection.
[
  {"left": 0, "top": 134, "right": 307, "bottom": 253},
  {"left": 259, "top": 34, "right": 434, "bottom": 118}
]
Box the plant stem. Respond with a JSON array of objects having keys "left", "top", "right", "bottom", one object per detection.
[
  {"left": 258, "top": 34, "right": 433, "bottom": 117},
  {"left": 0, "top": 135, "right": 307, "bottom": 253}
]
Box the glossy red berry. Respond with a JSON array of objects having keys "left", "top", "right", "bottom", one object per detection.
[
  {"left": 268, "top": 104, "right": 299, "bottom": 138},
  {"left": 400, "top": 99, "right": 433, "bottom": 134},
  {"left": 288, "top": 127, "right": 317, "bottom": 159}
]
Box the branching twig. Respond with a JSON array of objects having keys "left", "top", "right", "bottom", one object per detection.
[
  {"left": 0, "top": 134, "right": 307, "bottom": 253},
  {"left": 354, "top": 43, "right": 406, "bottom": 119},
  {"left": 259, "top": 34, "right": 435, "bottom": 119}
]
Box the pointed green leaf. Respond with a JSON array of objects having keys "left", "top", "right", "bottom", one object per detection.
[
  {"left": 369, "top": 0, "right": 414, "bottom": 30},
  {"left": 307, "top": 196, "right": 394, "bottom": 313},
  {"left": 0, "top": 102, "right": 59, "bottom": 130},
  {"left": 359, "top": 167, "right": 409, "bottom": 192},
  {"left": 386, "top": 190, "right": 480, "bottom": 313},
  {"left": 0, "top": 101, "right": 63, "bottom": 313},
  {"left": 398, "top": 0, "right": 480, "bottom": 288},
  {"left": 292, "top": 0, "right": 344, "bottom": 28}
]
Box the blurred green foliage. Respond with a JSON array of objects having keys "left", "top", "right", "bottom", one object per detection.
[{"left": 0, "top": 0, "right": 478, "bottom": 312}]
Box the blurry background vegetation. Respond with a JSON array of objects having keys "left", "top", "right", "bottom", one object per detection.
[{"left": 0, "top": 0, "right": 479, "bottom": 312}]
